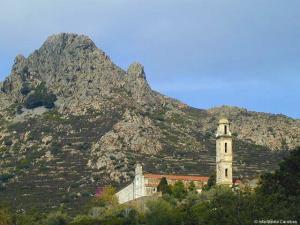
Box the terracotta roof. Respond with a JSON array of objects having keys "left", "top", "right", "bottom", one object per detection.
[
  {"left": 233, "top": 179, "right": 242, "bottom": 184},
  {"left": 144, "top": 173, "right": 209, "bottom": 182}
]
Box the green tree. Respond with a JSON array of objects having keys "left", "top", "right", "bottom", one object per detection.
[
  {"left": 207, "top": 173, "right": 216, "bottom": 189},
  {"left": 188, "top": 181, "right": 197, "bottom": 193},
  {"left": 255, "top": 147, "right": 300, "bottom": 221},
  {"left": 171, "top": 181, "right": 187, "bottom": 200},
  {"left": 41, "top": 211, "right": 69, "bottom": 225},
  {"left": 188, "top": 201, "right": 211, "bottom": 225},
  {"left": 257, "top": 147, "right": 300, "bottom": 198},
  {"left": 89, "top": 186, "right": 118, "bottom": 208},
  {"left": 145, "top": 199, "right": 182, "bottom": 225},
  {"left": 157, "top": 177, "right": 170, "bottom": 194},
  {"left": 194, "top": 187, "right": 256, "bottom": 225}
]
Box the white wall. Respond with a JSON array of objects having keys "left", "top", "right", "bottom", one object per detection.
[
  {"left": 116, "top": 164, "right": 149, "bottom": 204},
  {"left": 116, "top": 183, "right": 134, "bottom": 204}
]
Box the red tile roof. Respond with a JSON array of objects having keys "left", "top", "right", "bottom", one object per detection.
[
  {"left": 144, "top": 173, "right": 209, "bottom": 182},
  {"left": 233, "top": 179, "right": 242, "bottom": 184}
]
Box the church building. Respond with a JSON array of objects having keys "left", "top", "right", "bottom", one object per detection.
[{"left": 116, "top": 118, "right": 239, "bottom": 204}]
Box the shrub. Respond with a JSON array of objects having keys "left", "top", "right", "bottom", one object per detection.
[
  {"left": 170, "top": 181, "right": 187, "bottom": 200},
  {"left": 79, "top": 142, "right": 90, "bottom": 151},
  {"left": 0, "top": 206, "right": 13, "bottom": 225},
  {"left": 20, "top": 83, "right": 31, "bottom": 96},
  {"left": 3, "top": 139, "right": 12, "bottom": 147},
  {"left": 16, "top": 158, "right": 31, "bottom": 170},
  {"left": 188, "top": 181, "right": 197, "bottom": 193},
  {"left": 24, "top": 83, "right": 57, "bottom": 109},
  {"left": 41, "top": 211, "right": 69, "bottom": 225},
  {"left": 0, "top": 174, "right": 14, "bottom": 183},
  {"left": 89, "top": 186, "right": 118, "bottom": 208},
  {"left": 16, "top": 105, "right": 23, "bottom": 114},
  {"left": 157, "top": 177, "right": 171, "bottom": 194},
  {"left": 203, "top": 173, "right": 216, "bottom": 191},
  {"left": 70, "top": 215, "right": 98, "bottom": 225},
  {"left": 16, "top": 208, "right": 42, "bottom": 225},
  {"left": 145, "top": 199, "right": 182, "bottom": 225}
]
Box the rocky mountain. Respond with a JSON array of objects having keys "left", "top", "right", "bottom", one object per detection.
[{"left": 0, "top": 33, "right": 299, "bottom": 213}]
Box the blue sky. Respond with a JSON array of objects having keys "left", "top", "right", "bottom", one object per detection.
[{"left": 0, "top": 0, "right": 299, "bottom": 118}]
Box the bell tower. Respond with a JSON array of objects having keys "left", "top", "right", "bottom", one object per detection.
[
  {"left": 133, "top": 163, "right": 145, "bottom": 199},
  {"left": 216, "top": 118, "right": 233, "bottom": 186}
]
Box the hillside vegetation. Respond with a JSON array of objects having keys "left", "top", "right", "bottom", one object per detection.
[{"left": 1, "top": 147, "right": 299, "bottom": 225}]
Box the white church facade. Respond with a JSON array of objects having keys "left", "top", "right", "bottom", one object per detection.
[{"left": 116, "top": 118, "right": 240, "bottom": 204}]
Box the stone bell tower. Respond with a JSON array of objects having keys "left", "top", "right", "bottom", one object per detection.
[
  {"left": 216, "top": 118, "right": 233, "bottom": 186},
  {"left": 133, "top": 163, "right": 145, "bottom": 199}
]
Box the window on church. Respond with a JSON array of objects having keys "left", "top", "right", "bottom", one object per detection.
[
  {"left": 225, "top": 143, "right": 227, "bottom": 153},
  {"left": 224, "top": 125, "right": 227, "bottom": 134},
  {"left": 225, "top": 169, "right": 228, "bottom": 177}
]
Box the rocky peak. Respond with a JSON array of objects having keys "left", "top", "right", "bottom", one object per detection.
[
  {"left": 124, "top": 62, "right": 158, "bottom": 105},
  {"left": 14, "top": 54, "right": 26, "bottom": 65},
  {"left": 1, "top": 33, "right": 161, "bottom": 112},
  {"left": 39, "top": 33, "right": 98, "bottom": 58},
  {"left": 44, "top": 33, "right": 95, "bottom": 48},
  {"left": 127, "top": 62, "right": 146, "bottom": 79}
]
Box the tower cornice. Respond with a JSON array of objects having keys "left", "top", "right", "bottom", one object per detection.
[{"left": 216, "top": 134, "right": 232, "bottom": 138}]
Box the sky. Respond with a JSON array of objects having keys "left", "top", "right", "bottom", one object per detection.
[{"left": 0, "top": 0, "right": 299, "bottom": 118}]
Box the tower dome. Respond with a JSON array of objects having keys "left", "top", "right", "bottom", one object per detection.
[{"left": 216, "top": 118, "right": 231, "bottom": 137}]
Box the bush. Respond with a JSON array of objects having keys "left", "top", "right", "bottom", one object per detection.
[
  {"left": 24, "top": 83, "right": 56, "bottom": 109},
  {"left": 16, "top": 208, "right": 42, "bottom": 225},
  {"left": 16, "top": 105, "right": 23, "bottom": 114},
  {"left": 145, "top": 199, "right": 182, "bottom": 225},
  {"left": 16, "top": 158, "right": 31, "bottom": 170},
  {"left": 70, "top": 215, "right": 99, "bottom": 225},
  {"left": 0, "top": 174, "right": 14, "bottom": 183},
  {"left": 157, "top": 177, "right": 171, "bottom": 194},
  {"left": 188, "top": 181, "right": 197, "bottom": 193},
  {"left": 3, "top": 139, "right": 12, "bottom": 147},
  {"left": 41, "top": 211, "right": 69, "bottom": 225},
  {"left": 203, "top": 173, "right": 216, "bottom": 191},
  {"left": 88, "top": 186, "right": 118, "bottom": 208},
  {"left": 0, "top": 206, "right": 13, "bottom": 225},
  {"left": 170, "top": 181, "right": 187, "bottom": 200},
  {"left": 20, "top": 83, "right": 31, "bottom": 96},
  {"left": 79, "top": 142, "right": 90, "bottom": 151},
  {"left": 101, "top": 207, "right": 141, "bottom": 225}
]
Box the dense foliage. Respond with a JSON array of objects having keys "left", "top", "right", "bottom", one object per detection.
[
  {"left": 1, "top": 147, "right": 299, "bottom": 225},
  {"left": 24, "top": 83, "right": 57, "bottom": 109},
  {"left": 156, "top": 177, "right": 170, "bottom": 194}
]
